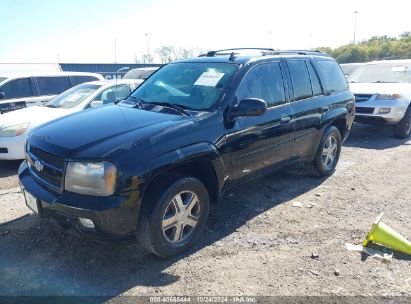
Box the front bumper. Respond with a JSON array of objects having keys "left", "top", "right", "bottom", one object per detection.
[
  {"left": 355, "top": 99, "right": 409, "bottom": 124},
  {"left": 18, "top": 161, "right": 142, "bottom": 238},
  {"left": 0, "top": 135, "right": 26, "bottom": 160}
]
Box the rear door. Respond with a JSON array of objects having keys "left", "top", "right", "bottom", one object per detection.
[
  {"left": 285, "top": 59, "right": 326, "bottom": 158},
  {"left": 226, "top": 61, "right": 294, "bottom": 182},
  {"left": 35, "top": 76, "right": 71, "bottom": 105}
]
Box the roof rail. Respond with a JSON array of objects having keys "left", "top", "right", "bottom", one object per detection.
[
  {"left": 263, "top": 50, "right": 330, "bottom": 57},
  {"left": 199, "top": 48, "right": 276, "bottom": 57}
]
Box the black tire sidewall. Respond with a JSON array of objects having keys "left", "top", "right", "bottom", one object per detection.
[
  {"left": 147, "top": 177, "right": 209, "bottom": 257},
  {"left": 315, "top": 126, "right": 342, "bottom": 176},
  {"left": 394, "top": 108, "right": 411, "bottom": 139}
]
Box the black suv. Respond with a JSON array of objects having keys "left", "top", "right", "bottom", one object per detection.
[{"left": 19, "top": 49, "right": 355, "bottom": 257}]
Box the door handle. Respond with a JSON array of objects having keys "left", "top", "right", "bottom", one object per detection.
[
  {"left": 321, "top": 106, "right": 330, "bottom": 113},
  {"left": 280, "top": 116, "right": 291, "bottom": 124}
]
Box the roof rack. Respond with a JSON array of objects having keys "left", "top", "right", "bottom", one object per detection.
[
  {"left": 199, "top": 48, "right": 276, "bottom": 58},
  {"left": 263, "top": 50, "right": 330, "bottom": 57}
]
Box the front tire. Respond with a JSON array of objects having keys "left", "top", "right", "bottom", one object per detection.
[
  {"left": 305, "top": 126, "right": 342, "bottom": 177},
  {"left": 393, "top": 107, "right": 411, "bottom": 139},
  {"left": 136, "top": 175, "right": 209, "bottom": 258}
]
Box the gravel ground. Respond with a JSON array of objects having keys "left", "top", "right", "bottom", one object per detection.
[{"left": 0, "top": 123, "right": 410, "bottom": 299}]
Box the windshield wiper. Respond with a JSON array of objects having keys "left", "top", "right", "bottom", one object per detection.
[
  {"left": 372, "top": 81, "right": 396, "bottom": 83},
  {"left": 148, "top": 101, "right": 191, "bottom": 116},
  {"left": 120, "top": 95, "right": 145, "bottom": 108}
]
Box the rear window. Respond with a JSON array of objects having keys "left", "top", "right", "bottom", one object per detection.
[
  {"left": 0, "top": 78, "right": 33, "bottom": 99},
  {"left": 316, "top": 60, "right": 348, "bottom": 93},
  {"left": 37, "top": 76, "right": 71, "bottom": 95},
  {"left": 71, "top": 75, "right": 100, "bottom": 86}
]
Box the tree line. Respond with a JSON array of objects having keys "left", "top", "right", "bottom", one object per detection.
[
  {"left": 317, "top": 32, "right": 411, "bottom": 63},
  {"left": 135, "top": 32, "right": 411, "bottom": 64}
]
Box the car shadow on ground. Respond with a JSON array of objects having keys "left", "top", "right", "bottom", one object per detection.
[
  {"left": 343, "top": 123, "right": 410, "bottom": 150},
  {"left": 0, "top": 160, "right": 21, "bottom": 178},
  {"left": 0, "top": 169, "right": 326, "bottom": 298}
]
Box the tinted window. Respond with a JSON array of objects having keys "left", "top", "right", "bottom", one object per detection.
[
  {"left": 37, "top": 76, "right": 71, "bottom": 95},
  {"left": 287, "top": 60, "right": 313, "bottom": 101},
  {"left": 316, "top": 60, "right": 348, "bottom": 93},
  {"left": 94, "top": 84, "right": 132, "bottom": 105},
  {"left": 71, "top": 75, "right": 100, "bottom": 86},
  {"left": 0, "top": 78, "right": 33, "bottom": 99},
  {"left": 237, "top": 62, "right": 285, "bottom": 108},
  {"left": 308, "top": 62, "right": 323, "bottom": 96}
]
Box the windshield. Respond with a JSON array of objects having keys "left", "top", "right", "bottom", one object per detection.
[
  {"left": 123, "top": 68, "right": 158, "bottom": 80},
  {"left": 348, "top": 63, "right": 411, "bottom": 83},
  {"left": 0, "top": 77, "right": 8, "bottom": 84},
  {"left": 45, "top": 83, "right": 101, "bottom": 109},
  {"left": 129, "top": 62, "right": 238, "bottom": 111}
]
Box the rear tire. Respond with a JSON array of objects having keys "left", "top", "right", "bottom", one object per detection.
[
  {"left": 305, "top": 126, "right": 342, "bottom": 177},
  {"left": 136, "top": 175, "right": 209, "bottom": 258},
  {"left": 393, "top": 107, "right": 411, "bottom": 139}
]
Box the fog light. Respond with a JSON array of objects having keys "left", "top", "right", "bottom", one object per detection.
[
  {"left": 379, "top": 108, "right": 391, "bottom": 114},
  {"left": 78, "top": 217, "right": 95, "bottom": 229}
]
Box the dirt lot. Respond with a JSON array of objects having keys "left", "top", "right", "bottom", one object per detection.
[{"left": 0, "top": 123, "right": 410, "bottom": 299}]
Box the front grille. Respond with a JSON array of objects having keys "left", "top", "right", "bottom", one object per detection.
[
  {"left": 355, "top": 94, "right": 373, "bottom": 102},
  {"left": 356, "top": 107, "right": 375, "bottom": 114},
  {"left": 0, "top": 148, "right": 8, "bottom": 154},
  {"left": 28, "top": 144, "right": 66, "bottom": 192}
]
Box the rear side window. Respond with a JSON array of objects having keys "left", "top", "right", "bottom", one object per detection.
[
  {"left": 237, "top": 62, "right": 286, "bottom": 108},
  {"left": 287, "top": 60, "right": 313, "bottom": 101},
  {"left": 316, "top": 60, "right": 348, "bottom": 93},
  {"left": 71, "top": 75, "right": 99, "bottom": 86},
  {"left": 308, "top": 62, "right": 323, "bottom": 96},
  {"left": 37, "top": 76, "right": 71, "bottom": 95},
  {"left": 0, "top": 78, "right": 33, "bottom": 99}
]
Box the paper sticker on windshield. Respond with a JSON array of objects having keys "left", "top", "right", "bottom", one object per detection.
[
  {"left": 194, "top": 72, "right": 225, "bottom": 87},
  {"left": 65, "top": 94, "right": 82, "bottom": 102}
]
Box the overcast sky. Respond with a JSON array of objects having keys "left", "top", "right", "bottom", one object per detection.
[{"left": 1, "top": 0, "right": 410, "bottom": 63}]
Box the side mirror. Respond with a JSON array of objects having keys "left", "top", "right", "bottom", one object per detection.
[
  {"left": 228, "top": 98, "right": 267, "bottom": 120},
  {"left": 90, "top": 100, "right": 104, "bottom": 108},
  {"left": 0, "top": 92, "right": 5, "bottom": 100}
]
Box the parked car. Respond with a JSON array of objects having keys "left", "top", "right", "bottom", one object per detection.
[
  {"left": 0, "top": 79, "right": 142, "bottom": 160},
  {"left": 348, "top": 59, "right": 411, "bottom": 138},
  {"left": 340, "top": 63, "right": 364, "bottom": 77},
  {"left": 19, "top": 49, "right": 354, "bottom": 257},
  {"left": 123, "top": 67, "right": 159, "bottom": 80},
  {"left": 0, "top": 72, "right": 104, "bottom": 114}
]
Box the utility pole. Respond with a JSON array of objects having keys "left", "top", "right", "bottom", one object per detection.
[{"left": 353, "top": 11, "right": 359, "bottom": 44}]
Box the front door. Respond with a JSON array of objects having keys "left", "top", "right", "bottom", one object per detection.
[{"left": 225, "top": 61, "right": 295, "bottom": 183}]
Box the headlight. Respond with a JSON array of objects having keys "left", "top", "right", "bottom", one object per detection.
[
  {"left": 376, "top": 93, "right": 402, "bottom": 100},
  {"left": 65, "top": 162, "right": 117, "bottom": 196},
  {"left": 0, "top": 123, "right": 29, "bottom": 137}
]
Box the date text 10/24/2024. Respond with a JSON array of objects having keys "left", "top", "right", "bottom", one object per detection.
[{"left": 149, "top": 296, "right": 257, "bottom": 303}]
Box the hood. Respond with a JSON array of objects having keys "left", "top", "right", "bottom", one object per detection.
[
  {"left": 28, "top": 104, "right": 187, "bottom": 158},
  {"left": 349, "top": 82, "right": 411, "bottom": 98},
  {"left": 0, "top": 106, "right": 73, "bottom": 130}
]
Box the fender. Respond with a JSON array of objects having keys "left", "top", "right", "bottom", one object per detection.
[
  {"left": 139, "top": 142, "right": 227, "bottom": 193},
  {"left": 321, "top": 107, "right": 348, "bottom": 125}
]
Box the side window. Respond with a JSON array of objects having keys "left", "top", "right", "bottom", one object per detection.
[
  {"left": 307, "top": 62, "right": 323, "bottom": 96},
  {"left": 93, "top": 84, "right": 131, "bottom": 105},
  {"left": 37, "top": 76, "right": 71, "bottom": 96},
  {"left": 315, "top": 60, "right": 348, "bottom": 94},
  {"left": 237, "top": 62, "right": 285, "bottom": 108},
  {"left": 0, "top": 78, "right": 33, "bottom": 99},
  {"left": 287, "top": 60, "right": 313, "bottom": 101},
  {"left": 71, "top": 76, "right": 99, "bottom": 86}
]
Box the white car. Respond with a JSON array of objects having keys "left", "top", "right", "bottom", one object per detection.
[
  {"left": 123, "top": 67, "right": 159, "bottom": 80},
  {"left": 0, "top": 71, "right": 104, "bottom": 114},
  {"left": 349, "top": 60, "right": 411, "bottom": 138},
  {"left": 0, "top": 79, "right": 143, "bottom": 160}
]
